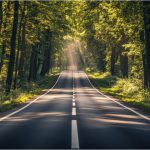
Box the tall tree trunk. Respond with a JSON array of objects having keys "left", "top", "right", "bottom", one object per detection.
[
  {"left": 99, "top": 45, "right": 106, "bottom": 72},
  {"left": 0, "top": 1, "right": 2, "bottom": 33},
  {"left": 100, "top": 51, "right": 106, "bottom": 72},
  {"left": 110, "top": 48, "right": 116, "bottom": 76},
  {"left": 40, "top": 30, "right": 52, "bottom": 76},
  {"left": 14, "top": 1, "right": 26, "bottom": 89},
  {"left": 28, "top": 45, "right": 38, "bottom": 82},
  {"left": 120, "top": 53, "right": 128, "bottom": 78},
  {"left": 143, "top": 2, "right": 150, "bottom": 88},
  {"left": 0, "top": 2, "right": 10, "bottom": 72},
  {"left": 6, "top": 1, "right": 19, "bottom": 94},
  {"left": 0, "top": 1, "right": 7, "bottom": 73},
  {"left": 13, "top": 24, "right": 22, "bottom": 89},
  {"left": 0, "top": 42, "right": 6, "bottom": 73},
  {"left": 142, "top": 52, "right": 148, "bottom": 88},
  {"left": 18, "top": 9, "right": 26, "bottom": 86}
]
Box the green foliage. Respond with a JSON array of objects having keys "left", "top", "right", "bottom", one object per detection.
[
  {"left": 113, "top": 79, "right": 140, "bottom": 96},
  {"left": 88, "top": 70, "right": 116, "bottom": 87}
]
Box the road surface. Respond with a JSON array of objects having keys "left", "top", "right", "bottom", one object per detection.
[{"left": 0, "top": 70, "right": 150, "bottom": 149}]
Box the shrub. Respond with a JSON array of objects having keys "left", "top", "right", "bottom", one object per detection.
[{"left": 113, "top": 79, "right": 140, "bottom": 96}]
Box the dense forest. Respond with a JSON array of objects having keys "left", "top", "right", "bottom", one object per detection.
[
  {"left": 0, "top": 1, "right": 69, "bottom": 96},
  {"left": 0, "top": 1, "right": 150, "bottom": 111}
]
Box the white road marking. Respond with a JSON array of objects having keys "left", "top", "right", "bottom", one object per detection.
[
  {"left": 72, "top": 71, "right": 76, "bottom": 99},
  {"left": 72, "top": 71, "right": 75, "bottom": 92},
  {"left": 85, "top": 72, "right": 150, "bottom": 122},
  {"left": 0, "top": 72, "right": 63, "bottom": 122},
  {"left": 71, "top": 120, "right": 79, "bottom": 149},
  {"left": 72, "top": 108, "right": 76, "bottom": 116},
  {"left": 71, "top": 71, "right": 79, "bottom": 149},
  {"left": 72, "top": 72, "right": 76, "bottom": 104},
  {"left": 73, "top": 102, "right": 76, "bottom": 107}
]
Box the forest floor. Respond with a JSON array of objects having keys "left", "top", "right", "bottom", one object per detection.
[
  {"left": 0, "top": 71, "right": 60, "bottom": 113},
  {"left": 87, "top": 70, "right": 150, "bottom": 113}
]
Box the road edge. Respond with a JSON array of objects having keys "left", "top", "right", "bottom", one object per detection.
[{"left": 85, "top": 72, "right": 150, "bottom": 122}]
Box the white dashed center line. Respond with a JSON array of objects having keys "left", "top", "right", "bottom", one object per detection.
[
  {"left": 71, "top": 120, "right": 79, "bottom": 149},
  {"left": 73, "top": 95, "right": 75, "bottom": 99},
  {"left": 73, "top": 102, "right": 76, "bottom": 107},
  {"left": 72, "top": 108, "right": 76, "bottom": 116},
  {"left": 71, "top": 71, "right": 79, "bottom": 149}
]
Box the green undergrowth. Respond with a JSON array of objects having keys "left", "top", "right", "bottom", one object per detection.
[
  {"left": 0, "top": 71, "right": 60, "bottom": 113},
  {"left": 87, "top": 70, "right": 150, "bottom": 113}
]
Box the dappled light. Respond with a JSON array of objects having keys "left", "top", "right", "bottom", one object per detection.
[{"left": 3, "top": 112, "right": 68, "bottom": 123}]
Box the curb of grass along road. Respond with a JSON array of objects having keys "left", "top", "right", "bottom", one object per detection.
[
  {"left": 0, "top": 72, "right": 63, "bottom": 122},
  {"left": 85, "top": 72, "right": 150, "bottom": 122}
]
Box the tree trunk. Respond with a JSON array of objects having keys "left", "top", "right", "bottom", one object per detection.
[
  {"left": 28, "top": 45, "right": 38, "bottom": 82},
  {"left": 40, "top": 30, "right": 52, "bottom": 76},
  {"left": 99, "top": 45, "right": 106, "bottom": 72},
  {"left": 0, "top": 2, "right": 10, "bottom": 72},
  {"left": 110, "top": 48, "right": 116, "bottom": 76},
  {"left": 6, "top": 1, "right": 19, "bottom": 94},
  {"left": 120, "top": 53, "right": 128, "bottom": 78},
  {"left": 18, "top": 7, "right": 26, "bottom": 86},
  {"left": 0, "top": 1, "right": 2, "bottom": 32},
  {"left": 14, "top": 1, "right": 26, "bottom": 89},
  {"left": 100, "top": 54, "right": 106, "bottom": 72},
  {"left": 143, "top": 2, "right": 150, "bottom": 88},
  {"left": 0, "top": 42, "right": 6, "bottom": 73},
  {"left": 142, "top": 52, "right": 148, "bottom": 88}
]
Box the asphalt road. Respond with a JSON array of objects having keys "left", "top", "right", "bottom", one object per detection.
[{"left": 0, "top": 70, "right": 150, "bottom": 149}]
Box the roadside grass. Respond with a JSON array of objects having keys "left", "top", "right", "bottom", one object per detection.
[
  {"left": 0, "top": 71, "right": 60, "bottom": 112},
  {"left": 87, "top": 70, "right": 150, "bottom": 113}
]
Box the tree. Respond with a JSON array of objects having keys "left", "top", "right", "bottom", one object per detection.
[
  {"left": 40, "top": 30, "right": 52, "bottom": 76},
  {"left": 143, "top": 2, "right": 150, "bottom": 88},
  {"left": 14, "top": 1, "right": 27, "bottom": 89},
  {"left": 0, "top": 2, "right": 11, "bottom": 73},
  {"left": 6, "top": 1, "right": 19, "bottom": 93},
  {"left": 0, "top": 1, "right": 2, "bottom": 33}
]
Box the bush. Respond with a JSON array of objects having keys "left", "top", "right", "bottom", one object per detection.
[
  {"left": 88, "top": 71, "right": 117, "bottom": 87},
  {"left": 113, "top": 79, "right": 140, "bottom": 96}
]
